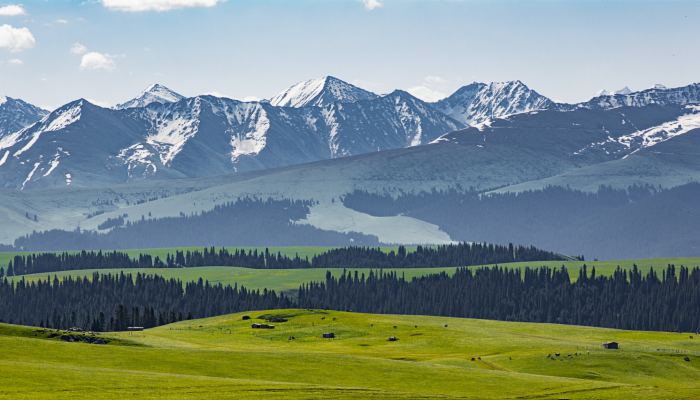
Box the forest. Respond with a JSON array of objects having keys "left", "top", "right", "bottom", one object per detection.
[
  {"left": 0, "top": 273, "right": 290, "bottom": 331},
  {"left": 298, "top": 265, "right": 700, "bottom": 332},
  {"left": 2, "top": 242, "right": 568, "bottom": 275},
  {"left": 0, "top": 265, "right": 697, "bottom": 332}
]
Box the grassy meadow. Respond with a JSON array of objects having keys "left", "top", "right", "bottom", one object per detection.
[
  {"left": 0, "top": 309, "right": 698, "bottom": 399},
  {"left": 8, "top": 257, "right": 700, "bottom": 293}
]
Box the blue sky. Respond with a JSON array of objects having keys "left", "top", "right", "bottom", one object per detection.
[{"left": 0, "top": 0, "right": 699, "bottom": 109}]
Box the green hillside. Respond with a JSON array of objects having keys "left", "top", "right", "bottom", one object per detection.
[
  {"left": 9, "top": 257, "right": 700, "bottom": 292},
  {"left": 1, "top": 309, "right": 698, "bottom": 399}
]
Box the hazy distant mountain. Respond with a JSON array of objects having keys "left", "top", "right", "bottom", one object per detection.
[
  {"left": 114, "top": 84, "right": 184, "bottom": 110},
  {"left": 576, "top": 82, "right": 700, "bottom": 110},
  {"left": 0, "top": 96, "right": 47, "bottom": 137},
  {"left": 434, "top": 80, "right": 555, "bottom": 125},
  {"left": 269, "top": 76, "right": 379, "bottom": 108}
]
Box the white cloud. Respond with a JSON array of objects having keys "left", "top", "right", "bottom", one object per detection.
[
  {"left": 362, "top": 0, "right": 383, "bottom": 11},
  {"left": 7, "top": 57, "right": 22, "bottom": 65},
  {"left": 55, "top": 19, "right": 69, "bottom": 25},
  {"left": 80, "top": 52, "right": 116, "bottom": 71},
  {"left": 0, "top": 5, "right": 26, "bottom": 16},
  {"left": 102, "top": 0, "right": 222, "bottom": 12},
  {"left": 406, "top": 86, "right": 447, "bottom": 102},
  {"left": 70, "top": 42, "right": 88, "bottom": 55},
  {"left": 0, "top": 24, "right": 36, "bottom": 52},
  {"left": 425, "top": 75, "right": 447, "bottom": 84},
  {"left": 85, "top": 98, "right": 111, "bottom": 108}
]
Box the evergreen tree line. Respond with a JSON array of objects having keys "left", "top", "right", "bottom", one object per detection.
[
  {"left": 297, "top": 265, "right": 700, "bottom": 332},
  {"left": 3, "top": 242, "right": 569, "bottom": 276},
  {"left": 0, "top": 265, "right": 698, "bottom": 332},
  {"left": 0, "top": 272, "right": 291, "bottom": 331},
  {"left": 311, "top": 243, "right": 573, "bottom": 268}
]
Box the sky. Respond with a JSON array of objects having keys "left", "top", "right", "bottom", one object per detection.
[{"left": 0, "top": 0, "right": 699, "bottom": 110}]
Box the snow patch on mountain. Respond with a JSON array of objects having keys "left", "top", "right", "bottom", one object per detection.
[
  {"left": 617, "top": 106, "right": 700, "bottom": 155},
  {"left": 14, "top": 103, "right": 82, "bottom": 157},
  {"left": 115, "top": 84, "right": 184, "bottom": 110},
  {"left": 144, "top": 99, "right": 201, "bottom": 165},
  {"left": 270, "top": 76, "right": 378, "bottom": 108},
  {"left": 43, "top": 147, "right": 69, "bottom": 177},
  {"left": 21, "top": 161, "right": 40, "bottom": 190},
  {"left": 117, "top": 143, "right": 158, "bottom": 177},
  {"left": 574, "top": 106, "right": 700, "bottom": 158},
  {"left": 0, "top": 130, "right": 21, "bottom": 151},
  {"left": 230, "top": 105, "right": 270, "bottom": 159},
  {"left": 45, "top": 104, "right": 82, "bottom": 132}
]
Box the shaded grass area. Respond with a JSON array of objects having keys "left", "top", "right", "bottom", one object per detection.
[
  {"left": 1, "top": 309, "right": 698, "bottom": 399},
  {"left": 0, "top": 323, "right": 135, "bottom": 346}
]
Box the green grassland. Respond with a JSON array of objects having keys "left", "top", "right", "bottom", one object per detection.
[
  {"left": 10, "top": 257, "right": 700, "bottom": 293},
  {"left": 1, "top": 309, "right": 698, "bottom": 399}
]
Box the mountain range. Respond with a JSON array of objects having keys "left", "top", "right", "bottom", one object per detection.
[
  {"left": 2, "top": 77, "right": 699, "bottom": 190},
  {"left": 1, "top": 76, "right": 700, "bottom": 257}
]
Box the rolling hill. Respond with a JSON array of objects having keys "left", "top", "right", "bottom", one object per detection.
[{"left": 0, "top": 309, "right": 697, "bottom": 399}]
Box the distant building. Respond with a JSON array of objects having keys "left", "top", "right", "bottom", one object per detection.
[{"left": 602, "top": 341, "right": 619, "bottom": 349}]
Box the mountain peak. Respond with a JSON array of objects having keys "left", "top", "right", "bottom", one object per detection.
[
  {"left": 435, "top": 80, "right": 554, "bottom": 125},
  {"left": 115, "top": 83, "right": 184, "bottom": 110},
  {"left": 269, "top": 76, "right": 378, "bottom": 108},
  {"left": 0, "top": 96, "right": 49, "bottom": 137},
  {"left": 614, "top": 86, "right": 633, "bottom": 95}
]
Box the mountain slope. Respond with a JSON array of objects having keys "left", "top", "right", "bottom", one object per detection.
[
  {"left": 269, "top": 76, "right": 379, "bottom": 107},
  {"left": 0, "top": 100, "right": 152, "bottom": 189},
  {"left": 0, "top": 96, "right": 48, "bottom": 137}
]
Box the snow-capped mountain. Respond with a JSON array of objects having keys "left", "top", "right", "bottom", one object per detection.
[
  {"left": 0, "top": 96, "right": 48, "bottom": 137},
  {"left": 434, "top": 80, "right": 554, "bottom": 125},
  {"left": 577, "top": 82, "right": 700, "bottom": 110},
  {"left": 0, "top": 87, "right": 461, "bottom": 189},
  {"left": 114, "top": 84, "right": 184, "bottom": 110},
  {"left": 5, "top": 77, "right": 700, "bottom": 191},
  {"left": 269, "top": 76, "right": 379, "bottom": 108}
]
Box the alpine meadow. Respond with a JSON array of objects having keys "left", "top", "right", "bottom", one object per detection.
[{"left": 1, "top": 1, "right": 699, "bottom": 399}]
